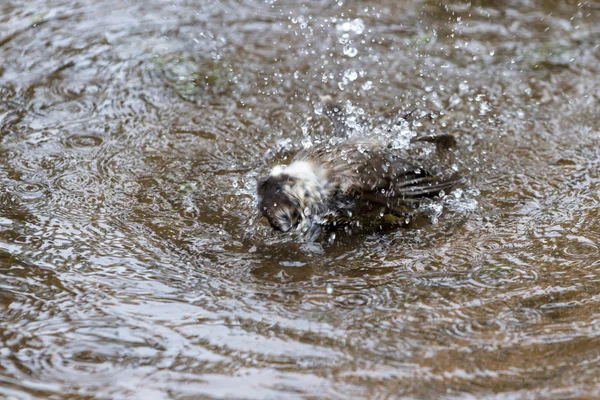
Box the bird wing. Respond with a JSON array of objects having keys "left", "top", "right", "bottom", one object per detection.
[{"left": 298, "top": 139, "right": 463, "bottom": 209}]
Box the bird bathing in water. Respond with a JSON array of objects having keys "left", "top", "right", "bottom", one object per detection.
[{"left": 257, "top": 97, "right": 464, "bottom": 239}]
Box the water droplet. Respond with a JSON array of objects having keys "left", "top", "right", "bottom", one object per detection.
[
  {"left": 344, "top": 69, "right": 358, "bottom": 82},
  {"left": 314, "top": 102, "right": 324, "bottom": 115},
  {"left": 336, "top": 18, "right": 365, "bottom": 35},
  {"left": 339, "top": 33, "right": 350, "bottom": 45},
  {"left": 388, "top": 121, "right": 416, "bottom": 149},
  {"left": 301, "top": 136, "right": 313, "bottom": 149},
  {"left": 343, "top": 46, "right": 358, "bottom": 57},
  {"left": 449, "top": 93, "right": 461, "bottom": 107},
  {"left": 479, "top": 102, "right": 490, "bottom": 115}
]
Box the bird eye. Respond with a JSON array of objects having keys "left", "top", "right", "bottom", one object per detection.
[{"left": 291, "top": 210, "right": 301, "bottom": 222}]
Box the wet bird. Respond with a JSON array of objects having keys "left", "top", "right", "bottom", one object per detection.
[{"left": 257, "top": 99, "right": 463, "bottom": 238}]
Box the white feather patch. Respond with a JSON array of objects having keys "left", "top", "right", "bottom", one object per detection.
[{"left": 269, "top": 161, "right": 329, "bottom": 207}]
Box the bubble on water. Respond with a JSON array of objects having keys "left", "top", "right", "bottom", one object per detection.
[{"left": 343, "top": 46, "right": 358, "bottom": 57}]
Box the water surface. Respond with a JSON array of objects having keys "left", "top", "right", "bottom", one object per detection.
[{"left": 1, "top": 0, "right": 600, "bottom": 398}]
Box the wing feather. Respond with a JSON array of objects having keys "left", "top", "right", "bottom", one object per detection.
[{"left": 295, "top": 138, "right": 463, "bottom": 212}]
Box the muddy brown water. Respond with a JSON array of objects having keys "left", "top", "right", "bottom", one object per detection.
[{"left": 1, "top": 0, "right": 600, "bottom": 398}]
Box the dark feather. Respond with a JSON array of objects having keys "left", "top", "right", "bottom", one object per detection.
[
  {"left": 412, "top": 134, "right": 457, "bottom": 151},
  {"left": 357, "top": 170, "right": 463, "bottom": 213}
]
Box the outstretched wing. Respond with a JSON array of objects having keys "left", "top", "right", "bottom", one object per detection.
[
  {"left": 357, "top": 169, "right": 464, "bottom": 214},
  {"left": 297, "top": 139, "right": 463, "bottom": 211}
]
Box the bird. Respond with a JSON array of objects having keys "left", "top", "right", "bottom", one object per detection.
[{"left": 257, "top": 99, "right": 464, "bottom": 238}]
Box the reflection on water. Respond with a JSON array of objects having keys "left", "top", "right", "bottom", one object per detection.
[{"left": 1, "top": 0, "right": 600, "bottom": 398}]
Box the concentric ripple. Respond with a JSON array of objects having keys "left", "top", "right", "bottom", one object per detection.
[
  {"left": 1, "top": 0, "right": 600, "bottom": 399},
  {"left": 65, "top": 134, "right": 104, "bottom": 148},
  {"left": 329, "top": 286, "right": 390, "bottom": 310},
  {"left": 53, "top": 171, "right": 102, "bottom": 194},
  {"left": 563, "top": 236, "right": 600, "bottom": 259},
  {"left": 468, "top": 265, "right": 539, "bottom": 289},
  {"left": 12, "top": 181, "right": 48, "bottom": 200}
]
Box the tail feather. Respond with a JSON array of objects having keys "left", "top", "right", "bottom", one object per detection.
[
  {"left": 394, "top": 174, "right": 464, "bottom": 198},
  {"left": 359, "top": 172, "right": 464, "bottom": 210}
]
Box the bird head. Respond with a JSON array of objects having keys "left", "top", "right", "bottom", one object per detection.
[{"left": 257, "top": 174, "right": 306, "bottom": 233}]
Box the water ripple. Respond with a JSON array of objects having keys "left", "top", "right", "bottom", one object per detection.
[
  {"left": 12, "top": 181, "right": 48, "bottom": 200},
  {"left": 468, "top": 265, "right": 539, "bottom": 289},
  {"left": 64, "top": 134, "right": 104, "bottom": 149},
  {"left": 1, "top": 0, "right": 600, "bottom": 398},
  {"left": 563, "top": 236, "right": 600, "bottom": 259},
  {"left": 53, "top": 171, "right": 102, "bottom": 194}
]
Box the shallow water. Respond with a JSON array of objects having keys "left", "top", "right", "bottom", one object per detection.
[{"left": 1, "top": 0, "right": 600, "bottom": 398}]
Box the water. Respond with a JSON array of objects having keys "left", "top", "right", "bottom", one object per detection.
[{"left": 1, "top": 0, "right": 600, "bottom": 398}]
